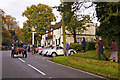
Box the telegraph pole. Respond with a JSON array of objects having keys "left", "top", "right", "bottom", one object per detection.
[{"left": 61, "top": 0, "right": 66, "bottom": 56}]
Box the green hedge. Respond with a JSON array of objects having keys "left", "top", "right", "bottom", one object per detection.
[
  {"left": 86, "top": 42, "right": 96, "bottom": 51},
  {"left": 69, "top": 42, "right": 96, "bottom": 51},
  {"left": 69, "top": 43, "right": 82, "bottom": 51}
]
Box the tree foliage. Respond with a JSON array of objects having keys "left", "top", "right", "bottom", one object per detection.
[
  {"left": 95, "top": 2, "right": 120, "bottom": 49},
  {"left": 3, "top": 15, "right": 17, "bottom": 30},
  {"left": 22, "top": 3, "right": 55, "bottom": 44},
  {"left": 57, "top": 2, "right": 93, "bottom": 43},
  {"left": 2, "top": 14, "right": 23, "bottom": 46},
  {"left": 2, "top": 27, "right": 12, "bottom": 46},
  {"left": 67, "top": 15, "right": 91, "bottom": 43}
]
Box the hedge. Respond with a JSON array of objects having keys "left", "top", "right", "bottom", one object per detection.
[{"left": 69, "top": 42, "right": 96, "bottom": 51}]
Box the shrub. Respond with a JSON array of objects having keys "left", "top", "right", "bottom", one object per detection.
[
  {"left": 86, "top": 42, "right": 96, "bottom": 51},
  {"left": 69, "top": 43, "right": 82, "bottom": 51},
  {"left": 69, "top": 42, "right": 96, "bottom": 51}
]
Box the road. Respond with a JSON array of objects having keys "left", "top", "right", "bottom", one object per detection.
[{"left": 1, "top": 51, "right": 106, "bottom": 80}]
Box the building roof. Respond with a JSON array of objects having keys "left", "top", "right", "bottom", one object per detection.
[
  {"left": 51, "top": 21, "right": 62, "bottom": 30},
  {"left": 45, "top": 21, "right": 61, "bottom": 31}
]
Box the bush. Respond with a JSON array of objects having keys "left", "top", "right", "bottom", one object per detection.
[
  {"left": 69, "top": 42, "right": 95, "bottom": 51},
  {"left": 69, "top": 43, "right": 82, "bottom": 51},
  {"left": 86, "top": 42, "right": 96, "bottom": 51}
]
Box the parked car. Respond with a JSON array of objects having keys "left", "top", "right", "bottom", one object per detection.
[
  {"left": 41, "top": 46, "right": 55, "bottom": 56},
  {"left": 38, "top": 48, "right": 46, "bottom": 55},
  {"left": 46, "top": 46, "right": 76, "bottom": 57},
  {"left": 68, "top": 49, "right": 77, "bottom": 54},
  {"left": 35, "top": 47, "right": 43, "bottom": 53}
]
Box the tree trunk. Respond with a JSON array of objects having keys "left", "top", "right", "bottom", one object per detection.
[{"left": 73, "top": 29, "right": 77, "bottom": 43}]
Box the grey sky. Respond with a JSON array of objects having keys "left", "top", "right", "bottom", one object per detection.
[
  {"left": 0, "top": 0, "right": 99, "bottom": 28},
  {"left": 0, "top": 0, "right": 61, "bottom": 28}
]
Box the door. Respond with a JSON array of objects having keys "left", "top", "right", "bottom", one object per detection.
[{"left": 56, "top": 47, "right": 64, "bottom": 55}]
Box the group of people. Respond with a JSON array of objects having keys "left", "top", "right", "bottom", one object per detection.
[
  {"left": 94, "top": 35, "right": 118, "bottom": 62},
  {"left": 66, "top": 36, "right": 118, "bottom": 62},
  {"left": 11, "top": 40, "right": 36, "bottom": 55}
]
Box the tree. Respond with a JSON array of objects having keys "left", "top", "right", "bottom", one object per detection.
[
  {"left": 2, "top": 27, "right": 12, "bottom": 46},
  {"left": 2, "top": 14, "right": 22, "bottom": 45},
  {"left": 13, "top": 26, "right": 25, "bottom": 42},
  {"left": 67, "top": 15, "right": 91, "bottom": 43},
  {"left": 57, "top": 1, "right": 94, "bottom": 55},
  {"left": 22, "top": 3, "right": 55, "bottom": 45},
  {"left": 95, "top": 2, "right": 120, "bottom": 50},
  {"left": 3, "top": 15, "right": 17, "bottom": 30}
]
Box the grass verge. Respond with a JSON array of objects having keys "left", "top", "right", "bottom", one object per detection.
[{"left": 51, "top": 50, "right": 119, "bottom": 79}]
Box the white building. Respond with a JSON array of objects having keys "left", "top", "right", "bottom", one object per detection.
[{"left": 41, "top": 21, "right": 96, "bottom": 47}]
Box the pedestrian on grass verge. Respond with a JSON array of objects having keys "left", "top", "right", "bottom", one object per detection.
[
  {"left": 81, "top": 37, "right": 86, "bottom": 53},
  {"left": 66, "top": 42, "right": 69, "bottom": 56},
  {"left": 110, "top": 40, "right": 118, "bottom": 62},
  {"left": 98, "top": 36, "right": 108, "bottom": 61},
  {"left": 94, "top": 35, "right": 99, "bottom": 54}
]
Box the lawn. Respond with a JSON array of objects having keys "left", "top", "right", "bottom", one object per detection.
[{"left": 51, "top": 50, "right": 119, "bottom": 79}]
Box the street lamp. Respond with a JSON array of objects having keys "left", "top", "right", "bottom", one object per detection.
[{"left": 31, "top": 26, "right": 35, "bottom": 45}]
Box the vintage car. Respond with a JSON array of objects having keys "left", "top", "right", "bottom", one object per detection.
[{"left": 11, "top": 47, "right": 27, "bottom": 58}]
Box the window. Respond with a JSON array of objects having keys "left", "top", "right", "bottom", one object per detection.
[
  {"left": 76, "top": 38, "right": 82, "bottom": 43},
  {"left": 59, "top": 38, "right": 60, "bottom": 45},
  {"left": 45, "top": 42, "right": 46, "bottom": 46},
  {"left": 56, "top": 39, "right": 57, "bottom": 46},
  {"left": 59, "top": 47, "right": 63, "bottom": 49}
]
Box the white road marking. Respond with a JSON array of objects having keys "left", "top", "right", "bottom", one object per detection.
[
  {"left": 18, "top": 58, "right": 25, "bottom": 63},
  {"left": 27, "top": 64, "right": 46, "bottom": 76},
  {"left": 49, "top": 77, "right": 52, "bottom": 78}
]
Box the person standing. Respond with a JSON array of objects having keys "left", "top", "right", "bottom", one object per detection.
[
  {"left": 66, "top": 42, "right": 69, "bottom": 56},
  {"left": 81, "top": 37, "right": 86, "bottom": 53},
  {"left": 27, "top": 45, "right": 30, "bottom": 52},
  {"left": 23, "top": 44, "right": 27, "bottom": 51},
  {"left": 31, "top": 45, "right": 35, "bottom": 55},
  {"left": 110, "top": 40, "right": 118, "bottom": 62},
  {"left": 98, "top": 36, "right": 108, "bottom": 61},
  {"left": 94, "top": 35, "right": 99, "bottom": 54}
]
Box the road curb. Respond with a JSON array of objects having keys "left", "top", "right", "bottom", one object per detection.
[{"left": 47, "top": 59, "right": 109, "bottom": 80}]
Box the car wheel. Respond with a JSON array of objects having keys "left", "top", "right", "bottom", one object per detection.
[
  {"left": 70, "top": 51, "right": 75, "bottom": 55},
  {"left": 51, "top": 53, "right": 57, "bottom": 57},
  {"left": 36, "top": 50, "right": 38, "bottom": 53}
]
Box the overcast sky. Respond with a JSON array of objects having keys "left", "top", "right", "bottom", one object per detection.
[{"left": 0, "top": 0, "right": 99, "bottom": 28}]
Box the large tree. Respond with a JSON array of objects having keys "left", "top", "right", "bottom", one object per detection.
[
  {"left": 56, "top": 1, "right": 94, "bottom": 55},
  {"left": 22, "top": 3, "right": 55, "bottom": 45},
  {"left": 2, "top": 27, "right": 12, "bottom": 46},
  {"left": 67, "top": 15, "right": 91, "bottom": 43},
  {"left": 2, "top": 14, "right": 21, "bottom": 46},
  {"left": 95, "top": 2, "right": 120, "bottom": 49},
  {"left": 3, "top": 15, "right": 17, "bottom": 30}
]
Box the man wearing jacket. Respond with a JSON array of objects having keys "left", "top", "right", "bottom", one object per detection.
[{"left": 98, "top": 36, "right": 108, "bottom": 61}]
